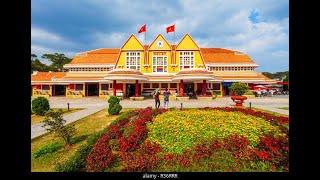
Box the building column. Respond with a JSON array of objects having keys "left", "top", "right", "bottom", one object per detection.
[
  {"left": 113, "top": 80, "right": 116, "bottom": 96},
  {"left": 202, "top": 80, "right": 207, "bottom": 96},
  {"left": 135, "top": 80, "right": 139, "bottom": 97},
  {"left": 220, "top": 82, "right": 223, "bottom": 97},
  {"left": 180, "top": 80, "right": 184, "bottom": 96}
]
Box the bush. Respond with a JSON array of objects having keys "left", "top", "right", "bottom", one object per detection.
[
  {"left": 108, "top": 104, "right": 122, "bottom": 115},
  {"left": 55, "top": 131, "right": 103, "bottom": 172},
  {"left": 108, "top": 96, "right": 122, "bottom": 115},
  {"left": 32, "top": 141, "right": 64, "bottom": 159},
  {"left": 32, "top": 97, "right": 50, "bottom": 115},
  {"left": 228, "top": 82, "right": 249, "bottom": 96}
]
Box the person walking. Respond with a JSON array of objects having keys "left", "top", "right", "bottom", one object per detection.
[
  {"left": 153, "top": 89, "right": 160, "bottom": 109},
  {"left": 163, "top": 88, "right": 171, "bottom": 109}
]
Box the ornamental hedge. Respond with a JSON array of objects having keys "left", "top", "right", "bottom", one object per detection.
[
  {"left": 32, "top": 97, "right": 50, "bottom": 115},
  {"left": 107, "top": 96, "right": 122, "bottom": 115}
]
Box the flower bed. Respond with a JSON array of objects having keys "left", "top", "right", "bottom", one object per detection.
[{"left": 62, "top": 107, "right": 288, "bottom": 172}]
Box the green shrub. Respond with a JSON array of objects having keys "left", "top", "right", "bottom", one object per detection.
[
  {"left": 32, "top": 141, "right": 64, "bottom": 159},
  {"left": 228, "top": 82, "right": 249, "bottom": 96},
  {"left": 107, "top": 96, "right": 122, "bottom": 115},
  {"left": 32, "top": 97, "right": 50, "bottom": 115},
  {"left": 244, "top": 90, "right": 254, "bottom": 95},
  {"left": 108, "top": 104, "right": 122, "bottom": 115},
  {"left": 55, "top": 131, "right": 103, "bottom": 172},
  {"left": 108, "top": 96, "right": 120, "bottom": 104}
]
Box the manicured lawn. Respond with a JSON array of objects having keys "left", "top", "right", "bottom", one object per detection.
[
  {"left": 31, "top": 108, "right": 84, "bottom": 125},
  {"left": 277, "top": 107, "right": 289, "bottom": 110},
  {"left": 251, "top": 107, "right": 288, "bottom": 117},
  {"left": 31, "top": 109, "right": 131, "bottom": 172}
]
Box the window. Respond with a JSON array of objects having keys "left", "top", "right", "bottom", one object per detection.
[
  {"left": 75, "top": 84, "right": 83, "bottom": 91},
  {"left": 101, "top": 84, "right": 108, "bottom": 90},
  {"left": 161, "top": 83, "right": 168, "bottom": 88},
  {"left": 212, "top": 83, "right": 220, "bottom": 90},
  {"left": 169, "top": 83, "right": 177, "bottom": 88},
  {"left": 143, "top": 83, "right": 151, "bottom": 88},
  {"left": 152, "top": 52, "right": 168, "bottom": 72},
  {"left": 152, "top": 83, "right": 159, "bottom": 88},
  {"left": 179, "top": 51, "right": 194, "bottom": 70},
  {"left": 42, "top": 85, "right": 50, "bottom": 90},
  {"left": 126, "top": 52, "right": 141, "bottom": 70}
]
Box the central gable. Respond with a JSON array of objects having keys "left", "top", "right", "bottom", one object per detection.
[
  {"left": 148, "top": 34, "right": 171, "bottom": 51},
  {"left": 121, "top": 34, "right": 144, "bottom": 51},
  {"left": 176, "top": 34, "right": 199, "bottom": 50}
]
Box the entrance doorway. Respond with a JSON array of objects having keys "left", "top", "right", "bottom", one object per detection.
[
  {"left": 126, "top": 84, "right": 136, "bottom": 97},
  {"left": 86, "top": 83, "right": 99, "bottom": 96},
  {"left": 184, "top": 83, "right": 195, "bottom": 98},
  {"left": 223, "top": 86, "right": 230, "bottom": 96},
  {"left": 52, "top": 85, "right": 66, "bottom": 96}
]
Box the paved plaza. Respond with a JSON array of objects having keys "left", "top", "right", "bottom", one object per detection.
[{"left": 31, "top": 96, "right": 289, "bottom": 139}]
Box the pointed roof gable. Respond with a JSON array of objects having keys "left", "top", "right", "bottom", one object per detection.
[
  {"left": 148, "top": 34, "right": 171, "bottom": 51},
  {"left": 176, "top": 34, "right": 200, "bottom": 50},
  {"left": 120, "top": 34, "right": 144, "bottom": 51}
]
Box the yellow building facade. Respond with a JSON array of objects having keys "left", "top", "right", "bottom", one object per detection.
[{"left": 31, "top": 34, "right": 275, "bottom": 99}]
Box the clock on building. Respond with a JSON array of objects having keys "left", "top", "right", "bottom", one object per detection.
[{"left": 156, "top": 41, "right": 163, "bottom": 48}]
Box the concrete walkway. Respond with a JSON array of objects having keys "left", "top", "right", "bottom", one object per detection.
[
  {"left": 31, "top": 96, "right": 288, "bottom": 140},
  {"left": 31, "top": 106, "right": 105, "bottom": 139}
]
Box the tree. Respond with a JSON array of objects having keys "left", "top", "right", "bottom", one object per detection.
[
  {"left": 42, "top": 110, "right": 76, "bottom": 146},
  {"left": 42, "top": 53, "right": 71, "bottom": 72},
  {"left": 228, "top": 82, "right": 249, "bottom": 96}
]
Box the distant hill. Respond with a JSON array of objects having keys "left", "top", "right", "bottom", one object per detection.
[{"left": 262, "top": 71, "right": 288, "bottom": 81}]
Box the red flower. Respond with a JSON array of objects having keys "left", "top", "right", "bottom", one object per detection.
[
  {"left": 255, "top": 150, "right": 271, "bottom": 161},
  {"left": 86, "top": 134, "right": 114, "bottom": 172}
]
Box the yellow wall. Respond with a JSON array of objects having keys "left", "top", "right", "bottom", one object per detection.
[
  {"left": 32, "top": 85, "right": 52, "bottom": 97},
  {"left": 116, "top": 34, "right": 206, "bottom": 73},
  {"left": 121, "top": 35, "right": 144, "bottom": 51},
  {"left": 66, "top": 83, "right": 85, "bottom": 98},
  {"left": 116, "top": 34, "right": 145, "bottom": 69},
  {"left": 176, "top": 34, "right": 199, "bottom": 51}
]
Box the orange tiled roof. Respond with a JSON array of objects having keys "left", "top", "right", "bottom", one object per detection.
[
  {"left": 68, "top": 47, "right": 255, "bottom": 65},
  {"left": 217, "top": 73, "right": 271, "bottom": 80},
  {"left": 69, "top": 48, "right": 120, "bottom": 64},
  {"left": 200, "top": 48, "right": 254, "bottom": 64},
  {"left": 31, "top": 72, "right": 66, "bottom": 81}
]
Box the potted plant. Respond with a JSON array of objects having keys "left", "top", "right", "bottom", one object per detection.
[{"left": 228, "top": 82, "right": 249, "bottom": 107}]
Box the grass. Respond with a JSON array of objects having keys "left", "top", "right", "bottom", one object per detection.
[
  {"left": 31, "top": 109, "right": 131, "bottom": 172},
  {"left": 31, "top": 108, "right": 84, "bottom": 125},
  {"left": 251, "top": 107, "right": 288, "bottom": 117},
  {"left": 277, "top": 107, "right": 289, "bottom": 110}
]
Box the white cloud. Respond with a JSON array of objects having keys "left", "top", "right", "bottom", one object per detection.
[{"left": 31, "top": 27, "right": 62, "bottom": 42}]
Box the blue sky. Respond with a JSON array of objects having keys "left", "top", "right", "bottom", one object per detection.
[{"left": 31, "top": 0, "right": 289, "bottom": 72}]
